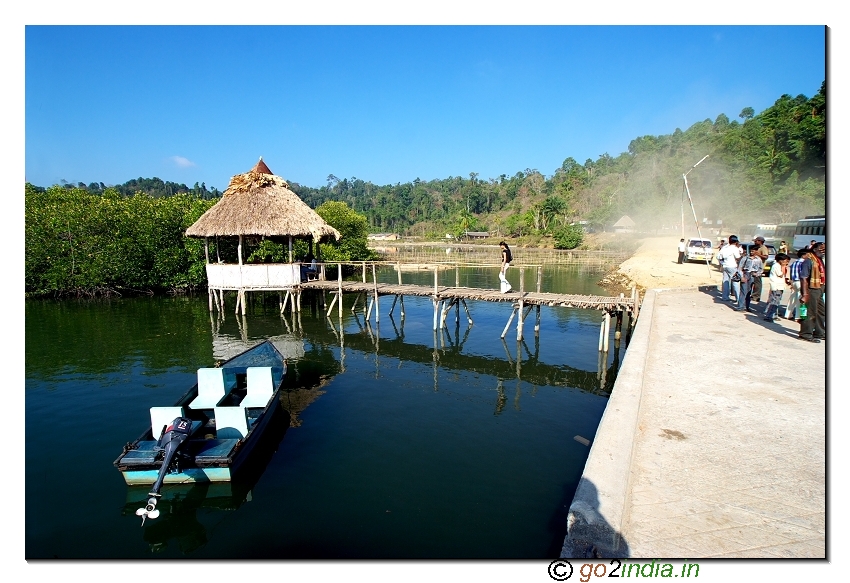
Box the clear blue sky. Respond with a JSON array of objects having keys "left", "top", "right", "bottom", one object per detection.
[{"left": 26, "top": 25, "right": 825, "bottom": 191}]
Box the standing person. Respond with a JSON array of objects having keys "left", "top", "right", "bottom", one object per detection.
[
  {"left": 677, "top": 238, "right": 686, "bottom": 264},
  {"left": 750, "top": 236, "right": 769, "bottom": 303},
  {"left": 763, "top": 253, "right": 789, "bottom": 321},
  {"left": 714, "top": 239, "right": 726, "bottom": 267},
  {"left": 779, "top": 240, "right": 789, "bottom": 254},
  {"left": 498, "top": 241, "right": 513, "bottom": 293},
  {"left": 784, "top": 249, "right": 806, "bottom": 320},
  {"left": 735, "top": 247, "right": 763, "bottom": 312},
  {"left": 799, "top": 242, "right": 826, "bottom": 342},
  {"left": 717, "top": 236, "right": 743, "bottom": 301}
]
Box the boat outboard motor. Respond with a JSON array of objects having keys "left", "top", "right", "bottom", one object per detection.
[{"left": 136, "top": 417, "right": 193, "bottom": 525}]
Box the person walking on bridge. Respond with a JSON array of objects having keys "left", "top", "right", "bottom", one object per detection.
[{"left": 498, "top": 241, "right": 513, "bottom": 294}]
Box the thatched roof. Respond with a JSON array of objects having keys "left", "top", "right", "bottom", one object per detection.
[{"left": 185, "top": 158, "right": 341, "bottom": 241}]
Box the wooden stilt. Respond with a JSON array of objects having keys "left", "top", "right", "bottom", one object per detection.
[
  {"left": 534, "top": 305, "right": 541, "bottom": 335},
  {"left": 615, "top": 308, "right": 623, "bottom": 340},
  {"left": 338, "top": 263, "right": 343, "bottom": 319},
  {"left": 599, "top": 319, "right": 605, "bottom": 351},
  {"left": 501, "top": 305, "right": 518, "bottom": 339},
  {"left": 400, "top": 295, "right": 406, "bottom": 319},
  {"left": 440, "top": 300, "right": 453, "bottom": 329},
  {"left": 208, "top": 289, "right": 213, "bottom": 311},
  {"left": 461, "top": 299, "right": 473, "bottom": 325},
  {"left": 372, "top": 264, "right": 379, "bottom": 324},
  {"left": 603, "top": 311, "right": 611, "bottom": 352},
  {"left": 432, "top": 298, "right": 439, "bottom": 330},
  {"left": 516, "top": 267, "right": 525, "bottom": 341},
  {"left": 389, "top": 294, "right": 398, "bottom": 316},
  {"left": 366, "top": 296, "right": 374, "bottom": 321},
  {"left": 327, "top": 293, "right": 338, "bottom": 314}
]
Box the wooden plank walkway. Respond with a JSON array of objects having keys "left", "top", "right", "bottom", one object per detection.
[{"left": 301, "top": 280, "right": 636, "bottom": 312}]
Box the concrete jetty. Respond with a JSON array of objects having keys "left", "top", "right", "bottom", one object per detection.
[{"left": 563, "top": 286, "right": 825, "bottom": 558}]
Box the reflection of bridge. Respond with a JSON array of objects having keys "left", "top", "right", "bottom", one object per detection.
[{"left": 326, "top": 313, "right": 622, "bottom": 397}]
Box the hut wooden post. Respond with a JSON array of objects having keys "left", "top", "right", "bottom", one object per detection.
[
  {"left": 516, "top": 267, "right": 525, "bottom": 341},
  {"left": 338, "top": 263, "right": 343, "bottom": 319},
  {"left": 288, "top": 236, "right": 293, "bottom": 263},
  {"left": 362, "top": 262, "right": 367, "bottom": 283},
  {"left": 372, "top": 263, "right": 379, "bottom": 324}
]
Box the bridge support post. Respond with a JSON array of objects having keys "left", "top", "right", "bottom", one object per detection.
[
  {"left": 502, "top": 305, "right": 518, "bottom": 339},
  {"left": 338, "top": 263, "right": 343, "bottom": 319},
  {"left": 516, "top": 267, "right": 526, "bottom": 341},
  {"left": 372, "top": 263, "right": 379, "bottom": 324}
]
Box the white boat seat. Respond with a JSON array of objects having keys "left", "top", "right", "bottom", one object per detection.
[
  {"left": 214, "top": 406, "right": 250, "bottom": 440},
  {"left": 150, "top": 406, "right": 185, "bottom": 438},
  {"left": 241, "top": 366, "right": 274, "bottom": 409},
  {"left": 189, "top": 368, "right": 236, "bottom": 409}
]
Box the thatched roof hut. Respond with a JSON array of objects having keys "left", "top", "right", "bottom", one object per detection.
[{"left": 186, "top": 158, "right": 341, "bottom": 243}]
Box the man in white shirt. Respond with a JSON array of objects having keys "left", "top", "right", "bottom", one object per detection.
[
  {"left": 716, "top": 235, "right": 743, "bottom": 301},
  {"left": 677, "top": 238, "right": 686, "bottom": 264}
]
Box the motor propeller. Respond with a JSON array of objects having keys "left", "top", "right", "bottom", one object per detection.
[{"left": 136, "top": 416, "right": 193, "bottom": 525}]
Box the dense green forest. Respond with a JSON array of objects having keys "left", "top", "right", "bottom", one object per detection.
[
  {"left": 25, "top": 82, "right": 825, "bottom": 296},
  {"left": 24, "top": 187, "right": 373, "bottom": 296},
  {"left": 288, "top": 81, "right": 825, "bottom": 237}
]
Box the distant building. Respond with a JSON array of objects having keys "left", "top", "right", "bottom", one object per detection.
[
  {"left": 612, "top": 215, "right": 636, "bottom": 233},
  {"left": 463, "top": 231, "right": 489, "bottom": 240},
  {"left": 368, "top": 233, "right": 400, "bottom": 241}
]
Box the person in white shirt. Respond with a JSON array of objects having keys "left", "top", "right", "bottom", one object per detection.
[
  {"left": 677, "top": 238, "right": 686, "bottom": 264},
  {"left": 763, "top": 253, "right": 790, "bottom": 321},
  {"left": 716, "top": 235, "right": 743, "bottom": 301}
]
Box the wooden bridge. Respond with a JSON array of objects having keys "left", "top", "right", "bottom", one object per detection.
[{"left": 205, "top": 261, "right": 639, "bottom": 343}]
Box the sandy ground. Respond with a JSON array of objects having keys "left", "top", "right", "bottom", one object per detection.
[{"left": 616, "top": 236, "right": 723, "bottom": 290}]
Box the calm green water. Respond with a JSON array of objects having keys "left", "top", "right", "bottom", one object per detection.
[{"left": 25, "top": 265, "right": 626, "bottom": 559}]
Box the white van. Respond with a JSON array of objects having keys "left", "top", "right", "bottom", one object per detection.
[{"left": 685, "top": 238, "right": 714, "bottom": 262}]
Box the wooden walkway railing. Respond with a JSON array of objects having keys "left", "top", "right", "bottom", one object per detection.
[{"left": 206, "top": 260, "right": 639, "bottom": 343}]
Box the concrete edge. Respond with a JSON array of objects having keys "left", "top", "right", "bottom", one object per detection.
[{"left": 561, "top": 289, "right": 658, "bottom": 559}]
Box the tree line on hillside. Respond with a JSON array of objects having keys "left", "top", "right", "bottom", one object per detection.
[
  {"left": 287, "top": 81, "right": 825, "bottom": 237},
  {"left": 28, "top": 177, "right": 223, "bottom": 199}
]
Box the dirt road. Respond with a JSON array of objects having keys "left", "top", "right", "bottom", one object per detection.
[{"left": 616, "top": 236, "right": 723, "bottom": 290}]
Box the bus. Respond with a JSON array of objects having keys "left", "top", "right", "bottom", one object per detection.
[
  {"left": 737, "top": 224, "right": 776, "bottom": 243},
  {"left": 792, "top": 216, "right": 825, "bottom": 251},
  {"left": 770, "top": 223, "right": 797, "bottom": 249}
]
